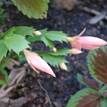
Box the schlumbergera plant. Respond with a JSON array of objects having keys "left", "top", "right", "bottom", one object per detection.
[
  {"left": 66, "top": 46, "right": 107, "bottom": 107},
  {"left": 0, "top": 26, "right": 71, "bottom": 84},
  {"left": 0, "top": 26, "right": 107, "bottom": 85}
]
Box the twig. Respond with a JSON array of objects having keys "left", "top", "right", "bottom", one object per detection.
[
  {"left": 37, "top": 80, "right": 53, "bottom": 107},
  {"left": 9, "top": 69, "right": 26, "bottom": 86},
  {"left": 79, "top": 6, "right": 107, "bottom": 21},
  {"left": 0, "top": 85, "right": 16, "bottom": 98},
  {"left": 89, "top": 12, "right": 106, "bottom": 24},
  {"left": 0, "top": 68, "right": 26, "bottom": 98}
]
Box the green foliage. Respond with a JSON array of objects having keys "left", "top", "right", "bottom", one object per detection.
[
  {"left": 3, "top": 26, "right": 33, "bottom": 54},
  {"left": 41, "top": 35, "right": 54, "bottom": 48},
  {"left": 4, "top": 26, "right": 35, "bottom": 36},
  {"left": 0, "top": 26, "right": 34, "bottom": 61},
  {"left": 4, "top": 34, "right": 29, "bottom": 54},
  {"left": 0, "top": 59, "right": 10, "bottom": 85},
  {"left": 38, "top": 49, "right": 69, "bottom": 67},
  {"left": 67, "top": 46, "right": 107, "bottom": 107},
  {"left": 40, "top": 53, "right": 66, "bottom": 67},
  {"left": 0, "top": 26, "right": 69, "bottom": 67},
  {"left": 66, "top": 86, "right": 107, "bottom": 107},
  {"left": 77, "top": 73, "right": 99, "bottom": 90},
  {"left": 77, "top": 73, "right": 86, "bottom": 86},
  {"left": 8, "top": 27, "right": 69, "bottom": 67},
  {"left": 28, "top": 29, "right": 68, "bottom": 48},
  {"left": 66, "top": 88, "right": 98, "bottom": 107},
  {"left": 12, "top": 26, "right": 35, "bottom": 36},
  {"left": 49, "top": 49, "right": 70, "bottom": 56},
  {"left": 0, "top": 2, "right": 6, "bottom": 25},
  {"left": 0, "top": 25, "right": 70, "bottom": 85},
  {"left": 0, "top": 26, "right": 35, "bottom": 84},
  {"left": 0, "top": 69, "right": 8, "bottom": 85},
  {"left": 87, "top": 46, "right": 107, "bottom": 83},
  {"left": 44, "top": 31, "right": 68, "bottom": 42},
  {"left": 11, "top": 0, "right": 50, "bottom": 19},
  {"left": 0, "top": 40, "right": 8, "bottom": 61}
]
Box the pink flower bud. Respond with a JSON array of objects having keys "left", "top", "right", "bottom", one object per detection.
[
  {"left": 71, "top": 36, "right": 107, "bottom": 50},
  {"left": 68, "top": 29, "right": 107, "bottom": 50},
  {"left": 24, "top": 50, "right": 56, "bottom": 77}
]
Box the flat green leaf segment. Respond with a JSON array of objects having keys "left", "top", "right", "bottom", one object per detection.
[
  {"left": 12, "top": 26, "right": 35, "bottom": 36},
  {"left": 0, "top": 59, "right": 10, "bottom": 85},
  {"left": 0, "top": 26, "right": 34, "bottom": 61},
  {"left": 87, "top": 46, "right": 107, "bottom": 83},
  {"left": 0, "top": 40, "right": 8, "bottom": 61},
  {"left": 28, "top": 29, "right": 68, "bottom": 48},
  {"left": 4, "top": 34, "right": 29, "bottom": 54},
  {"left": 40, "top": 53, "right": 66, "bottom": 67},
  {"left": 44, "top": 31, "right": 68, "bottom": 42},
  {"left": 38, "top": 49, "right": 69, "bottom": 67},
  {"left": 66, "top": 88, "right": 98, "bottom": 107},
  {"left": 4, "top": 26, "right": 35, "bottom": 36},
  {"left": 11, "top": 0, "right": 49, "bottom": 19},
  {"left": 0, "top": 69, "right": 8, "bottom": 85}
]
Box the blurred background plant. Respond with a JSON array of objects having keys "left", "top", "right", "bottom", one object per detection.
[
  {"left": 66, "top": 46, "right": 107, "bottom": 107},
  {"left": 0, "top": 1, "right": 6, "bottom": 26}
]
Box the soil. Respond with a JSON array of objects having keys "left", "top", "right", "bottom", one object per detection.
[{"left": 1, "top": 0, "right": 107, "bottom": 107}]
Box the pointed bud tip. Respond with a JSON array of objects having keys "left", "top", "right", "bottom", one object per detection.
[
  {"left": 52, "top": 73, "right": 56, "bottom": 77},
  {"left": 67, "top": 37, "right": 74, "bottom": 42},
  {"left": 70, "top": 49, "right": 82, "bottom": 54},
  {"left": 60, "top": 62, "right": 68, "bottom": 71},
  {"left": 52, "top": 47, "right": 57, "bottom": 52},
  {"left": 33, "top": 31, "right": 42, "bottom": 36},
  {"left": 78, "top": 28, "right": 86, "bottom": 36},
  {"left": 48, "top": 70, "right": 56, "bottom": 77}
]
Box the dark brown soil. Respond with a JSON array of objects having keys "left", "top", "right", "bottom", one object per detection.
[{"left": 2, "top": 0, "right": 107, "bottom": 107}]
